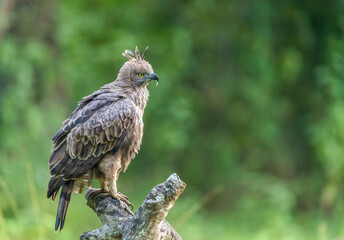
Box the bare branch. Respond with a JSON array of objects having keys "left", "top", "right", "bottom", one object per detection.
[{"left": 80, "top": 173, "right": 186, "bottom": 240}]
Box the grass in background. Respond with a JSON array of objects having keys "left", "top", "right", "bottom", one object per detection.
[{"left": 0, "top": 162, "right": 343, "bottom": 240}]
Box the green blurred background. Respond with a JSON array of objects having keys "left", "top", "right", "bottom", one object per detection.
[{"left": 1, "top": 0, "right": 344, "bottom": 239}]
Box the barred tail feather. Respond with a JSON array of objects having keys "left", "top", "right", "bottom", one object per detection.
[
  {"left": 47, "top": 177, "right": 64, "bottom": 200},
  {"left": 55, "top": 180, "right": 74, "bottom": 231}
]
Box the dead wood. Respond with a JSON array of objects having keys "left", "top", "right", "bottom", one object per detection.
[{"left": 80, "top": 173, "right": 186, "bottom": 240}]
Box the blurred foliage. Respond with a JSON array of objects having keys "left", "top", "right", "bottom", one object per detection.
[{"left": 0, "top": 0, "right": 344, "bottom": 239}]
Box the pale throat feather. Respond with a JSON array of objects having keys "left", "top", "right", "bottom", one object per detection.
[
  {"left": 130, "top": 86, "right": 149, "bottom": 137},
  {"left": 130, "top": 86, "right": 149, "bottom": 110}
]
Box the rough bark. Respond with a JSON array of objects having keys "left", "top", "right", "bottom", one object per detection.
[{"left": 80, "top": 173, "right": 186, "bottom": 240}]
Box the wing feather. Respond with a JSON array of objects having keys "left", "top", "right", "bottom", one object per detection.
[
  {"left": 49, "top": 98, "right": 136, "bottom": 180},
  {"left": 51, "top": 84, "right": 122, "bottom": 144},
  {"left": 104, "top": 128, "right": 112, "bottom": 141}
]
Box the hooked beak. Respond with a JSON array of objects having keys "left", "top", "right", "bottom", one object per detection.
[
  {"left": 137, "top": 73, "right": 159, "bottom": 87},
  {"left": 140, "top": 73, "right": 159, "bottom": 86},
  {"left": 148, "top": 73, "right": 159, "bottom": 81}
]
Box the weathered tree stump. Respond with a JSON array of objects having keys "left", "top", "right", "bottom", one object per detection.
[{"left": 80, "top": 173, "right": 186, "bottom": 240}]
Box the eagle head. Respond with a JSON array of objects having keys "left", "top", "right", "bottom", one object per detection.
[{"left": 118, "top": 46, "right": 159, "bottom": 88}]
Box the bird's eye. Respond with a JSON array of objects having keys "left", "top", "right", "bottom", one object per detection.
[{"left": 138, "top": 73, "right": 144, "bottom": 77}]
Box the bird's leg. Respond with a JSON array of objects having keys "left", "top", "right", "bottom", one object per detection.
[
  {"left": 96, "top": 154, "right": 132, "bottom": 208},
  {"left": 107, "top": 162, "right": 133, "bottom": 208},
  {"left": 89, "top": 171, "right": 109, "bottom": 199}
]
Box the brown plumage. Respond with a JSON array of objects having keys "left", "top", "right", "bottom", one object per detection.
[{"left": 47, "top": 47, "right": 159, "bottom": 231}]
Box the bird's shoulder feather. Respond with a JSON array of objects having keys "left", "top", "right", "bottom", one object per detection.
[
  {"left": 67, "top": 98, "right": 136, "bottom": 160},
  {"left": 49, "top": 94, "right": 136, "bottom": 179}
]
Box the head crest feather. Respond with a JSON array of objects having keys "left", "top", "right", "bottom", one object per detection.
[{"left": 122, "top": 46, "right": 149, "bottom": 61}]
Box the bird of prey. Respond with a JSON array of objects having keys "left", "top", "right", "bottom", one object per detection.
[{"left": 47, "top": 47, "right": 159, "bottom": 231}]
